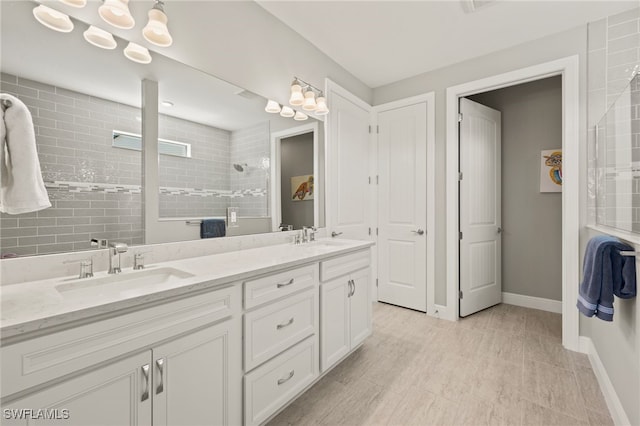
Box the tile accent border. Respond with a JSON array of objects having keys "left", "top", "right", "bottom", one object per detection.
[
  {"left": 579, "top": 336, "right": 632, "bottom": 426},
  {"left": 501, "top": 292, "right": 563, "bottom": 314},
  {"left": 44, "top": 181, "right": 266, "bottom": 198}
]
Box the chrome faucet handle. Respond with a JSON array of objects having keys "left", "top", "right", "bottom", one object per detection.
[
  {"left": 133, "top": 251, "right": 151, "bottom": 270},
  {"left": 63, "top": 257, "right": 94, "bottom": 279},
  {"left": 90, "top": 238, "right": 108, "bottom": 249}
]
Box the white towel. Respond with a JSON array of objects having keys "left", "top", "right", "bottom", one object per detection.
[{"left": 0, "top": 93, "right": 51, "bottom": 214}]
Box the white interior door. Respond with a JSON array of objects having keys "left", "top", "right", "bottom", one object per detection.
[
  {"left": 377, "top": 103, "right": 428, "bottom": 312},
  {"left": 459, "top": 97, "right": 502, "bottom": 317},
  {"left": 326, "top": 82, "right": 372, "bottom": 240}
]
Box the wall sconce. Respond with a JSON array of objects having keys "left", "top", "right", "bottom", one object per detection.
[
  {"left": 289, "top": 77, "right": 329, "bottom": 115},
  {"left": 289, "top": 79, "right": 304, "bottom": 106},
  {"left": 32, "top": 5, "right": 74, "bottom": 33},
  {"left": 265, "top": 100, "right": 282, "bottom": 114},
  {"left": 280, "top": 106, "right": 295, "bottom": 118},
  {"left": 99, "top": 0, "right": 135, "bottom": 30},
  {"left": 143, "top": 0, "right": 173, "bottom": 47},
  {"left": 294, "top": 111, "right": 308, "bottom": 121},
  {"left": 83, "top": 25, "right": 117, "bottom": 49},
  {"left": 59, "top": 0, "right": 87, "bottom": 8}
]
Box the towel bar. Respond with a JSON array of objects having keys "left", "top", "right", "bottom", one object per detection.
[
  {"left": 186, "top": 220, "right": 202, "bottom": 225},
  {"left": 619, "top": 251, "right": 639, "bottom": 256}
]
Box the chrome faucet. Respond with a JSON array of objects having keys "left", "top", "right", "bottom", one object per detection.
[{"left": 108, "top": 242, "right": 128, "bottom": 274}]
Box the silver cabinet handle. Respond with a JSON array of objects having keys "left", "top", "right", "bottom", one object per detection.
[
  {"left": 411, "top": 229, "right": 425, "bottom": 235},
  {"left": 276, "top": 318, "right": 294, "bottom": 330},
  {"left": 277, "top": 278, "right": 294, "bottom": 288},
  {"left": 347, "top": 279, "right": 354, "bottom": 297},
  {"left": 156, "top": 358, "right": 164, "bottom": 394},
  {"left": 141, "top": 364, "right": 150, "bottom": 402},
  {"left": 351, "top": 279, "right": 356, "bottom": 297},
  {"left": 277, "top": 370, "right": 295, "bottom": 385},
  {"left": 331, "top": 231, "right": 343, "bottom": 238}
]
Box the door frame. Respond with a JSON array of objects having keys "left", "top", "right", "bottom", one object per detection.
[
  {"left": 445, "top": 56, "right": 580, "bottom": 351},
  {"left": 372, "top": 92, "right": 436, "bottom": 312},
  {"left": 269, "top": 122, "right": 319, "bottom": 232}
]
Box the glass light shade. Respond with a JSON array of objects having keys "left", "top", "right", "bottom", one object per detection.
[
  {"left": 265, "top": 100, "right": 281, "bottom": 114},
  {"left": 142, "top": 7, "right": 173, "bottom": 47},
  {"left": 289, "top": 84, "right": 304, "bottom": 106},
  {"left": 60, "top": 0, "right": 87, "bottom": 7},
  {"left": 315, "top": 96, "right": 329, "bottom": 115},
  {"left": 280, "top": 106, "right": 295, "bottom": 118},
  {"left": 32, "top": 5, "right": 74, "bottom": 33},
  {"left": 294, "top": 111, "right": 308, "bottom": 121},
  {"left": 124, "top": 42, "right": 152, "bottom": 64},
  {"left": 83, "top": 26, "right": 117, "bottom": 50},
  {"left": 99, "top": 0, "right": 135, "bottom": 29},
  {"left": 302, "top": 90, "right": 317, "bottom": 111}
]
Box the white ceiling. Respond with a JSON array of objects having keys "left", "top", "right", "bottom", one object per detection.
[{"left": 257, "top": 0, "right": 640, "bottom": 88}]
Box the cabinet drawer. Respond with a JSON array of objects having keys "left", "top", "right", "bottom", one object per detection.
[
  {"left": 244, "top": 288, "right": 317, "bottom": 371},
  {"left": 320, "top": 249, "right": 370, "bottom": 282},
  {"left": 244, "top": 336, "right": 318, "bottom": 426},
  {"left": 244, "top": 264, "right": 318, "bottom": 310},
  {"left": 1, "top": 285, "right": 240, "bottom": 398}
]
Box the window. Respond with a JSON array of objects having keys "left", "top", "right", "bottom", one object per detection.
[{"left": 112, "top": 130, "right": 191, "bottom": 158}]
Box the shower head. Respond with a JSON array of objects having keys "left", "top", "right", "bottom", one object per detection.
[{"left": 233, "top": 163, "right": 247, "bottom": 172}]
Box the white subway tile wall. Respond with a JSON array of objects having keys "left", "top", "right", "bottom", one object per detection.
[
  {"left": 0, "top": 73, "right": 143, "bottom": 256},
  {"left": 587, "top": 7, "right": 640, "bottom": 230}
]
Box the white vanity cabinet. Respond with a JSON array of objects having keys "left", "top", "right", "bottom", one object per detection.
[
  {"left": 1, "top": 285, "right": 242, "bottom": 426},
  {"left": 320, "top": 249, "right": 372, "bottom": 372},
  {"left": 242, "top": 264, "right": 320, "bottom": 426}
]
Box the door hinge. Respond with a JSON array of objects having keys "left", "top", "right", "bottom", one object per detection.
[
  {"left": 376, "top": 125, "right": 379, "bottom": 134},
  {"left": 368, "top": 125, "right": 372, "bottom": 133},
  {"left": 459, "top": 290, "right": 464, "bottom": 299},
  {"left": 376, "top": 175, "right": 379, "bottom": 184},
  {"left": 369, "top": 176, "right": 371, "bottom": 184},
  {"left": 368, "top": 227, "right": 371, "bottom": 236},
  {"left": 459, "top": 231, "right": 463, "bottom": 240},
  {"left": 376, "top": 228, "right": 379, "bottom": 236},
  {"left": 376, "top": 278, "right": 379, "bottom": 287},
  {"left": 458, "top": 113, "right": 463, "bottom": 122},
  {"left": 458, "top": 172, "right": 463, "bottom": 181}
]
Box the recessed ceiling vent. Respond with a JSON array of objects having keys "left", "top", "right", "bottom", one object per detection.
[
  {"left": 461, "top": 0, "right": 496, "bottom": 13},
  {"left": 235, "top": 89, "right": 260, "bottom": 100}
]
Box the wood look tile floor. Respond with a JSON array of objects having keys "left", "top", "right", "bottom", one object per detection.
[{"left": 268, "top": 303, "right": 613, "bottom": 426}]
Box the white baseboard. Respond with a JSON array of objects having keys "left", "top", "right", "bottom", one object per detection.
[
  {"left": 501, "top": 292, "right": 562, "bottom": 313},
  {"left": 579, "top": 336, "right": 631, "bottom": 426}
]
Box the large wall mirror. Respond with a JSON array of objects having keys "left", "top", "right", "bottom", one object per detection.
[{"left": 0, "top": 0, "right": 325, "bottom": 257}]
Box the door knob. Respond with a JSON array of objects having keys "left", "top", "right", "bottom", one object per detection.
[
  {"left": 497, "top": 227, "right": 503, "bottom": 234},
  {"left": 412, "top": 229, "right": 425, "bottom": 235}
]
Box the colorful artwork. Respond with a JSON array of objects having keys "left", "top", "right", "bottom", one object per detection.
[
  {"left": 540, "top": 149, "right": 562, "bottom": 193},
  {"left": 291, "top": 175, "right": 314, "bottom": 201}
]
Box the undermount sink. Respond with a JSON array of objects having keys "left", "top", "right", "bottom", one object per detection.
[
  {"left": 56, "top": 267, "right": 195, "bottom": 299},
  {"left": 310, "top": 239, "right": 350, "bottom": 247}
]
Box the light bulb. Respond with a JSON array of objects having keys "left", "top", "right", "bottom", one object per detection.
[
  {"left": 124, "top": 42, "right": 152, "bottom": 64},
  {"left": 99, "top": 0, "right": 135, "bottom": 29},
  {"left": 315, "top": 96, "right": 329, "bottom": 115},
  {"left": 302, "top": 90, "right": 317, "bottom": 111},
  {"left": 265, "top": 100, "right": 281, "bottom": 114},
  {"left": 32, "top": 5, "right": 74, "bottom": 33},
  {"left": 289, "top": 83, "right": 304, "bottom": 106}
]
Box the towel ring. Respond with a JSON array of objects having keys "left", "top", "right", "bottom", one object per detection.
[{"left": 1, "top": 99, "right": 12, "bottom": 111}]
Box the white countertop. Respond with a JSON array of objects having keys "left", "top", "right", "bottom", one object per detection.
[{"left": 1, "top": 239, "right": 373, "bottom": 340}]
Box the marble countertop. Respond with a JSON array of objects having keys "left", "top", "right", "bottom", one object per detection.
[{"left": 1, "top": 238, "right": 374, "bottom": 340}]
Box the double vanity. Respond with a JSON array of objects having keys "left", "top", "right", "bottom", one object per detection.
[{"left": 0, "top": 238, "right": 373, "bottom": 426}]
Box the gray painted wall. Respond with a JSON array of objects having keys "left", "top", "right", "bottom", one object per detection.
[
  {"left": 468, "top": 76, "right": 563, "bottom": 301},
  {"left": 280, "top": 133, "right": 314, "bottom": 230},
  {"left": 373, "top": 25, "right": 588, "bottom": 306}
]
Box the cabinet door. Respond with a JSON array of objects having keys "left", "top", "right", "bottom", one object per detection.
[
  {"left": 350, "top": 268, "right": 372, "bottom": 348},
  {"left": 320, "top": 277, "right": 350, "bottom": 372},
  {"left": 1, "top": 352, "right": 151, "bottom": 426},
  {"left": 152, "top": 319, "right": 241, "bottom": 426}
]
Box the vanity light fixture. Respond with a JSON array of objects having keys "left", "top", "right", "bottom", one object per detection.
[
  {"left": 59, "top": 0, "right": 87, "bottom": 8},
  {"left": 265, "top": 100, "right": 281, "bottom": 114},
  {"left": 289, "top": 77, "right": 329, "bottom": 115},
  {"left": 293, "top": 111, "right": 308, "bottom": 121},
  {"left": 280, "top": 106, "right": 295, "bottom": 118},
  {"left": 83, "top": 25, "right": 117, "bottom": 50},
  {"left": 142, "top": 0, "right": 173, "bottom": 47},
  {"left": 32, "top": 5, "right": 74, "bottom": 33},
  {"left": 124, "top": 42, "right": 152, "bottom": 64},
  {"left": 99, "top": 0, "right": 135, "bottom": 30}
]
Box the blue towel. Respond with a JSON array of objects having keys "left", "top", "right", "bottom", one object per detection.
[
  {"left": 200, "top": 218, "right": 226, "bottom": 239},
  {"left": 577, "top": 236, "right": 637, "bottom": 321}
]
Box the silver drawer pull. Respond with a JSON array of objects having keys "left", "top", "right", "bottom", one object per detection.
[
  {"left": 141, "top": 364, "right": 150, "bottom": 402},
  {"left": 277, "top": 370, "right": 295, "bottom": 385},
  {"left": 156, "top": 358, "right": 164, "bottom": 394},
  {"left": 276, "top": 318, "right": 294, "bottom": 330},
  {"left": 277, "top": 278, "right": 295, "bottom": 288}
]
